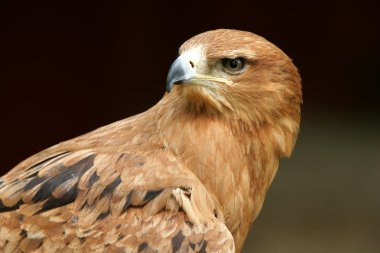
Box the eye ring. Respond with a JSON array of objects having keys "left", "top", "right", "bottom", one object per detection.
[{"left": 222, "top": 58, "right": 246, "bottom": 74}]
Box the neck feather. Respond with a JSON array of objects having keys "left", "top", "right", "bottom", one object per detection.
[{"left": 155, "top": 93, "right": 299, "bottom": 252}]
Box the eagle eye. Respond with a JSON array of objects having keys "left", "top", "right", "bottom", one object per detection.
[{"left": 222, "top": 58, "right": 245, "bottom": 74}]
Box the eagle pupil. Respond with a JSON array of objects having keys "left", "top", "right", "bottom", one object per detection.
[{"left": 229, "top": 59, "right": 239, "bottom": 69}]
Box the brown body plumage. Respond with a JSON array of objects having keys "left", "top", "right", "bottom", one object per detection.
[{"left": 0, "top": 29, "right": 302, "bottom": 252}]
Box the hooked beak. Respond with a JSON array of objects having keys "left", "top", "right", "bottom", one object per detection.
[
  {"left": 165, "top": 48, "right": 233, "bottom": 93},
  {"left": 166, "top": 53, "right": 196, "bottom": 93}
]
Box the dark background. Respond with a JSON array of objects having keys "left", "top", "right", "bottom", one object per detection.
[{"left": 1, "top": 1, "right": 379, "bottom": 252}]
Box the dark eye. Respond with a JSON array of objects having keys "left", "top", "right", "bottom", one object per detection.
[{"left": 222, "top": 58, "right": 245, "bottom": 74}]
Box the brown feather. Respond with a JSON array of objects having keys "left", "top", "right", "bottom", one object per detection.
[{"left": 0, "top": 29, "right": 301, "bottom": 252}]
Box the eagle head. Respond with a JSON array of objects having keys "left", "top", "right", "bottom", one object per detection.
[{"left": 166, "top": 29, "right": 301, "bottom": 128}]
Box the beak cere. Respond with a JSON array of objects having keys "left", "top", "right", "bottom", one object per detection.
[{"left": 166, "top": 53, "right": 196, "bottom": 93}]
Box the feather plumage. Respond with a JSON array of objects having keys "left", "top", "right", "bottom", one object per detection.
[{"left": 0, "top": 29, "right": 301, "bottom": 252}]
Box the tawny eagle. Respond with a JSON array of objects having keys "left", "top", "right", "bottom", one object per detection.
[{"left": 0, "top": 29, "right": 302, "bottom": 253}]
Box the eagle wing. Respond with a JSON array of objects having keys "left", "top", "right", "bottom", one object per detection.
[{"left": 0, "top": 144, "right": 234, "bottom": 252}]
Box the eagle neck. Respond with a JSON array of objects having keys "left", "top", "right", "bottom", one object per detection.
[{"left": 155, "top": 94, "right": 282, "bottom": 252}]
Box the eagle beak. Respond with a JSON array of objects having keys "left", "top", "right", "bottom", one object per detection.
[
  {"left": 166, "top": 48, "right": 233, "bottom": 93},
  {"left": 166, "top": 53, "right": 196, "bottom": 93}
]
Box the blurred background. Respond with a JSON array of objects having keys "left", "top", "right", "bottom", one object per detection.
[{"left": 0, "top": 0, "right": 379, "bottom": 252}]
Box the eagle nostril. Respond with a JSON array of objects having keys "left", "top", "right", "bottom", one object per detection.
[{"left": 189, "top": 61, "right": 194, "bottom": 68}]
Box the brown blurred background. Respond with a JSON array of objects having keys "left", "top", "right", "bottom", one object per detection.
[{"left": 1, "top": 0, "right": 379, "bottom": 252}]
